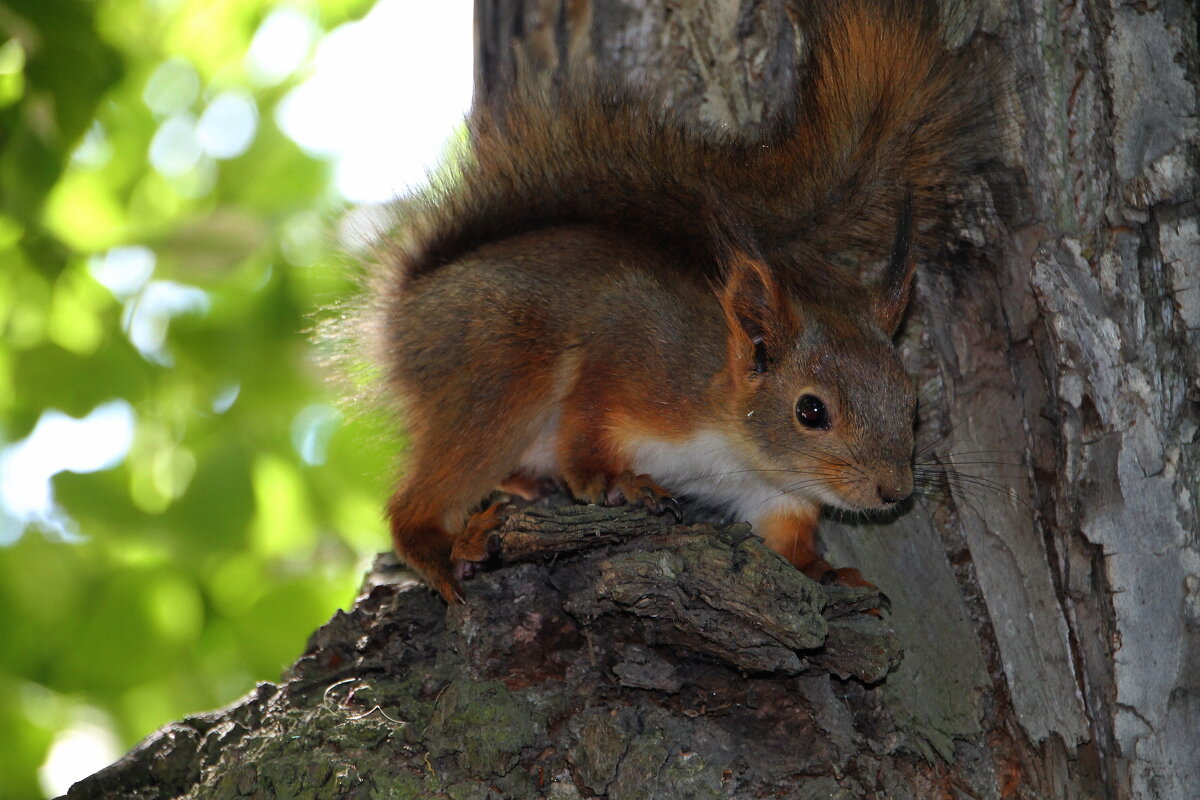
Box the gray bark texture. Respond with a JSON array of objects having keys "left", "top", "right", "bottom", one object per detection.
[
  {"left": 65, "top": 0, "right": 1198, "bottom": 798},
  {"left": 66, "top": 506, "right": 932, "bottom": 800}
]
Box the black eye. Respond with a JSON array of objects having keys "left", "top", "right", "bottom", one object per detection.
[{"left": 796, "top": 394, "right": 830, "bottom": 429}]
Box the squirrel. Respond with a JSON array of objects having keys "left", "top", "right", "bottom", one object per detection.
[{"left": 359, "top": 0, "right": 989, "bottom": 603}]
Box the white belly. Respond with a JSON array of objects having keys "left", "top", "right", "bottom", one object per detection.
[{"left": 624, "top": 430, "right": 793, "bottom": 530}]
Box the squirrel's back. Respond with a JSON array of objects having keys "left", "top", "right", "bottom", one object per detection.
[{"left": 374, "top": 0, "right": 990, "bottom": 301}]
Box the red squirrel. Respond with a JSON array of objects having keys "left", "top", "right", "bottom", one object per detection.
[{"left": 359, "top": 0, "right": 988, "bottom": 603}]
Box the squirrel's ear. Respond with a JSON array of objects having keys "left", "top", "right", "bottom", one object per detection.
[
  {"left": 719, "top": 249, "right": 796, "bottom": 375},
  {"left": 873, "top": 190, "right": 916, "bottom": 337}
]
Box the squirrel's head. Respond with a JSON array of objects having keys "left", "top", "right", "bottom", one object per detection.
[{"left": 715, "top": 212, "right": 917, "bottom": 514}]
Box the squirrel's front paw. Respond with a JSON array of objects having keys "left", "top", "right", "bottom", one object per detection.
[
  {"left": 564, "top": 470, "right": 680, "bottom": 520},
  {"left": 606, "top": 472, "right": 682, "bottom": 520}
]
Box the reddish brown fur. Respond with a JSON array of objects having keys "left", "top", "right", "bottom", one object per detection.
[
  {"left": 383, "top": 228, "right": 733, "bottom": 599},
  {"left": 758, "top": 505, "right": 872, "bottom": 588},
  {"left": 370, "top": 1, "right": 988, "bottom": 302},
  {"left": 757, "top": 503, "right": 822, "bottom": 571},
  {"left": 362, "top": 1, "right": 988, "bottom": 601}
]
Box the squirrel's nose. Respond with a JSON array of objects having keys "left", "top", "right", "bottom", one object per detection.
[{"left": 876, "top": 480, "right": 912, "bottom": 505}]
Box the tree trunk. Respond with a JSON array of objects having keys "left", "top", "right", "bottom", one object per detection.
[
  {"left": 484, "top": 2, "right": 1200, "bottom": 794},
  {"left": 63, "top": 1, "right": 1198, "bottom": 799}
]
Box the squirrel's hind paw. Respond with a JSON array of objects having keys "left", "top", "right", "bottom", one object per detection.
[
  {"left": 449, "top": 501, "right": 511, "bottom": 576},
  {"left": 425, "top": 567, "right": 465, "bottom": 605},
  {"left": 801, "top": 559, "right": 877, "bottom": 591}
]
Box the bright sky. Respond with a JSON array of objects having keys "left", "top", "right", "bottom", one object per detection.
[{"left": 277, "top": 0, "right": 474, "bottom": 203}]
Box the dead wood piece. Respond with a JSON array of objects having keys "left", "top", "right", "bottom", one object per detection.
[
  {"left": 492, "top": 503, "right": 901, "bottom": 681},
  {"left": 495, "top": 502, "right": 679, "bottom": 560}
]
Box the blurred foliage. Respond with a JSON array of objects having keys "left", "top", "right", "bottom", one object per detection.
[{"left": 0, "top": 0, "right": 399, "bottom": 796}]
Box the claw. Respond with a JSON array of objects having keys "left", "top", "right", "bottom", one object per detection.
[
  {"left": 605, "top": 486, "right": 627, "bottom": 506},
  {"left": 567, "top": 471, "right": 677, "bottom": 517},
  {"left": 821, "top": 566, "right": 876, "bottom": 590},
  {"left": 609, "top": 472, "right": 676, "bottom": 516},
  {"left": 431, "top": 571, "right": 465, "bottom": 604},
  {"left": 454, "top": 559, "right": 483, "bottom": 582},
  {"left": 874, "top": 591, "right": 892, "bottom": 614},
  {"left": 816, "top": 566, "right": 886, "bottom": 616},
  {"left": 657, "top": 495, "right": 683, "bottom": 522}
]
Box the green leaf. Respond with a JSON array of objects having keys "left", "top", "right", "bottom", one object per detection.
[{"left": 0, "top": 0, "right": 123, "bottom": 219}]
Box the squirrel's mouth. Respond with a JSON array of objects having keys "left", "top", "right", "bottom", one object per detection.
[{"left": 816, "top": 470, "right": 914, "bottom": 513}]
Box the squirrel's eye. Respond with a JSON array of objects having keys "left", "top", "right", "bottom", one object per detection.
[{"left": 796, "top": 394, "right": 830, "bottom": 430}]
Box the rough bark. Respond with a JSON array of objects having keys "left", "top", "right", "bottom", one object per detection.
[
  {"left": 65, "top": 504, "right": 981, "bottom": 800},
  {"left": 65, "top": 0, "right": 1198, "bottom": 798},
  {"left": 474, "top": 3, "right": 1200, "bottom": 797}
]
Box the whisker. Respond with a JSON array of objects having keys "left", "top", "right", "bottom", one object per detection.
[
  {"left": 756, "top": 478, "right": 839, "bottom": 508},
  {"left": 934, "top": 471, "right": 1036, "bottom": 517},
  {"left": 917, "top": 459, "right": 1026, "bottom": 471},
  {"left": 717, "top": 423, "right": 864, "bottom": 475},
  {"left": 911, "top": 490, "right": 935, "bottom": 526},
  {"left": 913, "top": 417, "right": 971, "bottom": 460}
]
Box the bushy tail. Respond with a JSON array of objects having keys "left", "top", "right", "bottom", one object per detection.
[{"left": 385, "top": 0, "right": 990, "bottom": 288}]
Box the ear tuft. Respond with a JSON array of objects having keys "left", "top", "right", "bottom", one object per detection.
[{"left": 873, "top": 188, "right": 916, "bottom": 336}]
